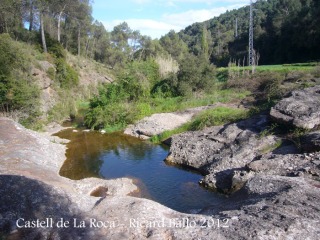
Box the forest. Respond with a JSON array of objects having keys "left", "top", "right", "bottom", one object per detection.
[{"left": 0, "top": 0, "right": 319, "bottom": 130}]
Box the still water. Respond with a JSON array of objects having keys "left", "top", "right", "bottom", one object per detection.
[{"left": 55, "top": 129, "right": 225, "bottom": 212}]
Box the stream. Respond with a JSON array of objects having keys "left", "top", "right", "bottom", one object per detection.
[{"left": 55, "top": 129, "right": 225, "bottom": 213}]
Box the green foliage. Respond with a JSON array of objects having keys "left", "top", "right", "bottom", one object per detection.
[
  {"left": 288, "top": 127, "right": 310, "bottom": 150},
  {"left": 85, "top": 102, "right": 135, "bottom": 131},
  {"left": 177, "top": 54, "right": 216, "bottom": 96},
  {"left": 48, "top": 89, "right": 78, "bottom": 123},
  {"left": 117, "top": 60, "right": 160, "bottom": 100},
  {"left": 84, "top": 60, "right": 159, "bottom": 129},
  {"left": 160, "top": 30, "right": 189, "bottom": 61},
  {"left": 0, "top": 34, "right": 40, "bottom": 127},
  {"left": 150, "top": 124, "right": 190, "bottom": 144},
  {"left": 151, "top": 107, "right": 249, "bottom": 143},
  {"left": 177, "top": 0, "right": 320, "bottom": 66},
  {"left": 47, "top": 39, "right": 66, "bottom": 59},
  {"left": 258, "top": 123, "right": 279, "bottom": 139},
  {"left": 189, "top": 107, "right": 249, "bottom": 131},
  {"left": 55, "top": 58, "right": 79, "bottom": 89},
  {"left": 151, "top": 73, "right": 179, "bottom": 98},
  {"left": 46, "top": 67, "right": 56, "bottom": 80},
  {"left": 259, "top": 140, "right": 283, "bottom": 154}
]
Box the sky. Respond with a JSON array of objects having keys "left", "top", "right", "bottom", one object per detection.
[{"left": 92, "top": 0, "right": 250, "bottom": 39}]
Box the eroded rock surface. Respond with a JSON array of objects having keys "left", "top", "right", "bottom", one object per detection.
[
  {"left": 164, "top": 86, "right": 320, "bottom": 238},
  {"left": 1, "top": 117, "right": 320, "bottom": 239},
  {"left": 166, "top": 114, "right": 280, "bottom": 191},
  {"left": 201, "top": 175, "right": 320, "bottom": 240},
  {"left": 270, "top": 85, "right": 320, "bottom": 129},
  {"left": 124, "top": 103, "right": 242, "bottom": 139}
]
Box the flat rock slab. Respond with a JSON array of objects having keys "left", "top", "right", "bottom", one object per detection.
[
  {"left": 270, "top": 85, "right": 320, "bottom": 129},
  {"left": 124, "top": 103, "right": 242, "bottom": 139}
]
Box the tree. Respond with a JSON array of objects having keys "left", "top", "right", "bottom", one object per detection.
[{"left": 159, "top": 30, "right": 188, "bottom": 61}]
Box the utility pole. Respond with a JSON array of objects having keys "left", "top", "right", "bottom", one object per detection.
[{"left": 248, "top": 0, "right": 254, "bottom": 66}]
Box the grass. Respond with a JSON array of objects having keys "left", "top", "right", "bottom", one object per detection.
[
  {"left": 147, "top": 89, "right": 250, "bottom": 115},
  {"left": 151, "top": 106, "right": 249, "bottom": 143},
  {"left": 259, "top": 139, "right": 283, "bottom": 154},
  {"left": 219, "top": 62, "right": 318, "bottom": 72}
]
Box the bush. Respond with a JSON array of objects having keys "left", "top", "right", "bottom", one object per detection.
[
  {"left": 55, "top": 58, "right": 79, "bottom": 89},
  {"left": 0, "top": 34, "right": 40, "bottom": 126},
  {"left": 84, "top": 102, "right": 135, "bottom": 130},
  {"left": 117, "top": 60, "right": 160, "bottom": 100},
  {"left": 177, "top": 54, "right": 216, "bottom": 96},
  {"left": 151, "top": 73, "right": 178, "bottom": 98}
]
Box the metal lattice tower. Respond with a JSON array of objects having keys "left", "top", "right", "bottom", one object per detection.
[{"left": 248, "top": 0, "right": 254, "bottom": 66}]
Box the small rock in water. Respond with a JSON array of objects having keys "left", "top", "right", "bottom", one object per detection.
[
  {"left": 83, "top": 129, "right": 90, "bottom": 132},
  {"left": 72, "top": 129, "right": 78, "bottom": 133},
  {"left": 100, "top": 130, "right": 106, "bottom": 134}
]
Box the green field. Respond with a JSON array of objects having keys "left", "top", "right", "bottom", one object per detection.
[{"left": 218, "top": 62, "right": 318, "bottom": 72}]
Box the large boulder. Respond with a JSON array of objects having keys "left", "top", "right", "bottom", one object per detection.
[
  {"left": 270, "top": 86, "right": 320, "bottom": 129},
  {"left": 166, "top": 114, "right": 279, "bottom": 191}
]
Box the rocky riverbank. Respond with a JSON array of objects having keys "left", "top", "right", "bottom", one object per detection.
[
  {"left": 1, "top": 87, "right": 320, "bottom": 239},
  {"left": 166, "top": 86, "right": 320, "bottom": 238}
]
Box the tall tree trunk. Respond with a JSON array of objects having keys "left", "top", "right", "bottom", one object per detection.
[
  {"left": 78, "top": 25, "right": 81, "bottom": 56},
  {"left": 85, "top": 37, "right": 90, "bottom": 58},
  {"left": 57, "top": 5, "right": 66, "bottom": 42},
  {"left": 40, "top": 12, "right": 47, "bottom": 53},
  {"left": 91, "top": 37, "right": 96, "bottom": 58},
  {"left": 29, "top": 0, "right": 33, "bottom": 31}
]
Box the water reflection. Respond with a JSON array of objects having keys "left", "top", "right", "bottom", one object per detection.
[{"left": 55, "top": 129, "right": 225, "bottom": 212}]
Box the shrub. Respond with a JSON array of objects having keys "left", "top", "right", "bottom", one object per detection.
[
  {"left": 84, "top": 102, "right": 135, "bottom": 130},
  {"left": 46, "top": 67, "right": 56, "bottom": 80},
  {"left": 55, "top": 58, "right": 79, "bottom": 89},
  {"left": 177, "top": 54, "right": 216, "bottom": 96},
  {"left": 0, "top": 34, "right": 40, "bottom": 127},
  {"left": 151, "top": 73, "right": 178, "bottom": 98}
]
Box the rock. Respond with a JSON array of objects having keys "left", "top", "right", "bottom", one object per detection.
[
  {"left": 1, "top": 117, "right": 320, "bottom": 239},
  {"left": 200, "top": 175, "right": 320, "bottom": 240},
  {"left": 167, "top": 114, "right": 279, "bottom": 190},
  {"left": 247, "top": 152, "right": 320, "bottom": 180},
  {"left": 300, "top": 131, "right": 320, "bottom": 152},
  {"left": 0, "top": 117, "right": 239, "bottom": 239},
  {"left": 270, "top": 85, "right": 320, "bottom": 129},
  {"left": 124, "top": 103, "right": 242, "bottom": 139},
  {"left": 200, "top": 169, "right": 255, "bottom": 194},
  {"left": 0, "top": 175, "right": 97, "bottom": 239}
]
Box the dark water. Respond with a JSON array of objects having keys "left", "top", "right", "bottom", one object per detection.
[{"left": 55, "top": 129, "right": 225, "bottom": 212}]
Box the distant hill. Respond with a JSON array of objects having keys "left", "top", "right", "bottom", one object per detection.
[{"left": 177, "top": 0, "right": 320, "bottom": 66}]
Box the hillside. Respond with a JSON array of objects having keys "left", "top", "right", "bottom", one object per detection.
[
  {"left": 0, "top": 34, "right": 114, "bottom": 129},
  {"left": 1, "top": 0, "right": 320, "bottom": 131},
  {"left": 177, "top": 0, "right": 320, "bottom": 66}
]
